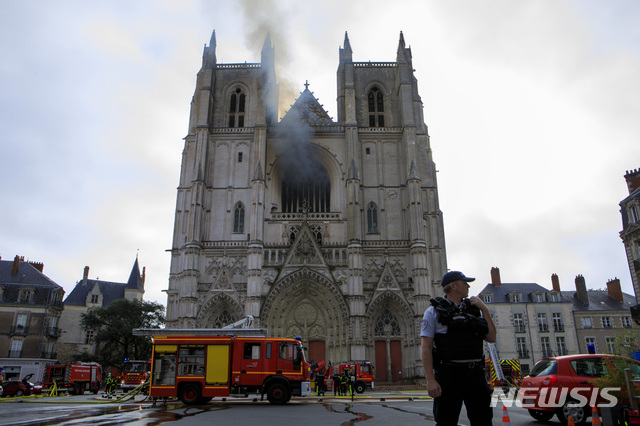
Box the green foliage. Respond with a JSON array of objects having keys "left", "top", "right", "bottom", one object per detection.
[{"left": 81, "top": 299, "right": 164, "bottom": 372}]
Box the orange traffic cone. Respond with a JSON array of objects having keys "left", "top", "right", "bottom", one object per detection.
[
  {"left": 502, "top": 405, "right": 510, "bottom": 425},
  {"left": 567, "top": 415, "right": 575, "bottom": 426},
  {"left": 591, "top": 406, "right": 602, "bottom": 426}
]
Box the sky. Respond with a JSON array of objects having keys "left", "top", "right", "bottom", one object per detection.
[{"left": 1, "top": 0, "right": 640, "bottom": 306}]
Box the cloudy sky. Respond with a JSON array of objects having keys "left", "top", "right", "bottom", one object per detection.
[{"left": 2, "top": 0, "right": 639, "bottom": 305}]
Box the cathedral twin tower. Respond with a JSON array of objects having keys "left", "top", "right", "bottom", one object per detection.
[{"left": 165, "top": 31, "right": 447, "bottom": 381}]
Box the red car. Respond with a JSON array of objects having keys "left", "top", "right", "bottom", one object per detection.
[
  {"left": 521, "top": 354, "right": 640, "bottom": 425},
  {"left": 1, "top": 380, "right": 33, "bottom": 397},
  {"left": 1, "top": 374, "right": 41, "bottom": 397}
]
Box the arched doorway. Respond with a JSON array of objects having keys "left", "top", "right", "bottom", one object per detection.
[{"left": 261, "top": 268, "right": 350, "bottom": 364}]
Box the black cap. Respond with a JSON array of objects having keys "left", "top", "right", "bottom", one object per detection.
[{"left": 441, "top": 271, "right": 475, "bottom": 287}]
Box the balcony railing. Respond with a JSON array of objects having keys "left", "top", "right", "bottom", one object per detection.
[
  {"left": 557, "top": 347, "right": 568, "bottom": 356},
  {"left": 514, "top": 325, "right": 526, "bottom": 333},
  {"left": 39, "top": 351, "right": 57, "bottom": 359},
  {"left": 538, "top": 324, "right": 549, "bottom": 332},
  {"left": 8, "top": 350, "right": 22, "bottom": 358},
  {"left": 10, "top": 325, "right": 28, "bottom": 335},
  {"left": 553, "top": 324, "right": 564, "bottom": 332},
  {"left": 518, "top": 349, "right": 529, "bottom": 359},
  {"left": 43, "top": 327, "right": 62, "bottom": 337},
  {"left": 542, "top": 348, "right": 554, "bottom": 357}
]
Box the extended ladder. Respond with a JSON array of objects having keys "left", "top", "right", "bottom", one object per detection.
[{"left": 487, "top": 342, "right": 506, "bottom": 382}]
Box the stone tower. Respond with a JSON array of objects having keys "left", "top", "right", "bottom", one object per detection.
[{"left": 165, "top": 31, "right": 448, "bottom": 381}]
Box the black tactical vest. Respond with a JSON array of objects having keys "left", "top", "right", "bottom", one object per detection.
[{"left": 430, "top": 297, "right": 489, "bottom": 362}]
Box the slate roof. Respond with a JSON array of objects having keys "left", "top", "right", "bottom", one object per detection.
[
  {"left": 0, "top": 259, "right": 64, "bottom": 305},
  {"left": 479, "top": 283, "right": 572, "bottom": 303},
  {"left": 63, "top": 258, "right": 144, "bottom": 307},
  {"left": 562, "top": 290, "right": 635, "bottom": 312}
]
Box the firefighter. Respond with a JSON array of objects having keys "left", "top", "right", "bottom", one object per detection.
[
  {"left": 315, "top": 372, "right": 325, "bottom": 396},
  {"left": 103, "top": 374, "right": 116, "bottom": 398},
  {"left": 340, "top": 370, "right": 349, "bottom": 396},
  {"left": 332, "top": 373, "right": 340, "bottom": 396}
]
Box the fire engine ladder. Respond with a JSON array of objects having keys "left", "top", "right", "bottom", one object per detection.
[
  {"left": 624, "top": 368, "right": 640, "bottom": 411},
  {"left": 487, "top": 343, "right": 506, "bottom": 382},
  {"left": 222, "top": 315, "right": 254, "bottom": 329},
  {"left": 133, "top": 327, "right": 269, "bottom": 337}
]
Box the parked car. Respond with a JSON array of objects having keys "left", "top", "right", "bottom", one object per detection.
[
  {"left": 521, "top": 354, "right": 640, "bottom": 425},
  {"left": 1, "top": 380, "right": 33, "bottom": 397}
]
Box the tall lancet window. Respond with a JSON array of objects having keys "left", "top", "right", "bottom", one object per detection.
[
  {"left": 233, "top": 203, "right": 245, "bottom": 233},
  {"left": 368, "top": 86, "right": 385, "bottom": 127},
  {"left": 228, "top": 87, "right": 246, "bottom": 128},
  {"left": 367, "top": 202, "right": 378, "bottom": 233},
  {"left": 281, "top": 159, "right": 330, "bottom": 213}
]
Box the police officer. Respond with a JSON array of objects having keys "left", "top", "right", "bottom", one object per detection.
[{"left": 421, "top": 271, "right": 496, "bottom": 426}]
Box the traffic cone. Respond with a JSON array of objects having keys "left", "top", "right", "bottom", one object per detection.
[
  {"left": 567, "top": 415, "right": 575, "bottom": 426},
  {"left": 502, "top": 405, "right": 510, "bottom": 425},
  {"left": 591, "top": 406, "right": 602, "bottom": 426}
]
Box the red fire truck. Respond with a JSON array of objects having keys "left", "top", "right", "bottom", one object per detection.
[
  {"left": 338, "top": 361, "right": 375, "bottom": 393},
  {"left": 133, "top": 328, "right": 311, "bottom": 405},
  {"left": 42, "top": 362, "right": 103, "bottom": 394},
  {"left": 120, "top": 359, "right": 151, "bottom": 390}
]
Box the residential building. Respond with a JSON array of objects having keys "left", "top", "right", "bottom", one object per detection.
[
  {"left": 56, "top": 258, "right": 145, "bottom": 363},
  {"left": 0, "top": 255, "right": 65, "bottom": 381},
  {"left": 620, "top": 167, "right": 640, "bottom": 322},
  {"left": 165, "top": 31, "right": 448, "bottom": 381},
  {"left": 478, "top": 268, "right": 578, "bottom": 376},
  {"left": 566, "top": 275, "right": 638, "bottom": 354}
]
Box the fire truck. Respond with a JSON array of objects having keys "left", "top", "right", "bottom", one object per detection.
[
  {"left": 485, "top": 343, "right": 521, "bottom": 392},
  {"left": 120, "top": 359, "right": 151, "bottom": 390},
  {"left": 338, "top": 361, "right": 375, "bottom": 393},
  {"left": 133, "top": 328, "right": 311, "bottom": 405},
  {"left": 42, "top": 362, "right": 103, "bottom": 394}
]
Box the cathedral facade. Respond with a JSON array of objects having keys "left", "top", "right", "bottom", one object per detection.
[{"left": 165, "top": 31, "right": 447, "bottom": 381}]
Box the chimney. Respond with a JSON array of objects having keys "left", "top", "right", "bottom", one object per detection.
[
  {"left": 83, "top": 266, "right": 90, "bottom": 285},
  {"left": 624, "top": 168, "right": 640, "bottom": 194},
  {"left": 574, "top": 275, "right": 589, "bottom": 306},
  {"left": 11, "top": 255, "right": 21, "bottom": 275},
  {"left": 606, "top": 278, "right": 624, "bottom": 302},
  {"left": 29, "top": 261, "right": 44, "bottom": 273},
  {"left": 551, "top": 273, "right": 561, "bottom": 292},
  {"left": 142, "top": 267, "right": 146, "bottom": 284},
  {"left": 491, "top": 267, "right": 502, "bottom": 286}
]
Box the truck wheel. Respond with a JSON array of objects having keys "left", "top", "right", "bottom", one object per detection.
[
  {"left": 179, "top": 383, "right": 202, "bottom": 405},
  {"left": 16, "top": 390, "right": 24, "bottom": 397},
  {"left": 266, "top": 383, "right": 290, "bottom": 404},
  {"left": 354, "top": 381, "right": 366, "bottom": 394}
]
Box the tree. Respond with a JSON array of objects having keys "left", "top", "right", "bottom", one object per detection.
[{"left": 81, "top": 299, "right": 164, "bottom": 371}]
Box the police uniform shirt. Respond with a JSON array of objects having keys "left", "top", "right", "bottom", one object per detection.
[{"left": 420, "top": 297, "right": 485, "bottom": 338}]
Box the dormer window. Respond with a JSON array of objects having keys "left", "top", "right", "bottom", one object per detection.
[
  {"left": 367, "top": 86, "right": 385, "bottom": 127},
  {"left": 481, "top": 294, "right": 492, "bottom": 304},
  {"left": 228, "top": 87, "right": 246, "bottom": 128},
  {"left": 509, "top": 293, "right": 522, "bottom": 303},
  {"left": 18, "top": 288, "right": 34, "bottom": 304},
  {"left": 548, "top": 292, "right": 559, "bottom": 302},
  {"left": 90, "top": 294, "right": 99, "bottom": 304},
  {"left": 533, "top": 293, "right": 544, "bottom": 303}
]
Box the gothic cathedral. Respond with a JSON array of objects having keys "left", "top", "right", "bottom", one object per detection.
[{"left": 165, "top": 31, "right": 448, "bottom": 381}]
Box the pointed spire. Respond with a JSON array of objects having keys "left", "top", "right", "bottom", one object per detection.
[
  {"left": 261, "top": 31, "right": 275, "bottom": 67},
  {"left": 203, "top": 29, "right": 217, "bottom": 68},
  {"left": 253, "top": 161, "right": 264, "bottom": 181},
  {"left": 126, "top": 257, "right": 144, "bottom": 292},
  {"left": 262, "top": 31, "right": 272, "bottom": 51},
  {"left": 344, "top": 31, "right": 352, "bottom": 55},
  {"left": 340, "top": 31, "right": 353, "bottom": 64},
  {"left": 209, "top": 30, "right": 216, "bottom": 49},
  {"left": 396, "top": 31, "right": 407, "bottom": 63}
]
